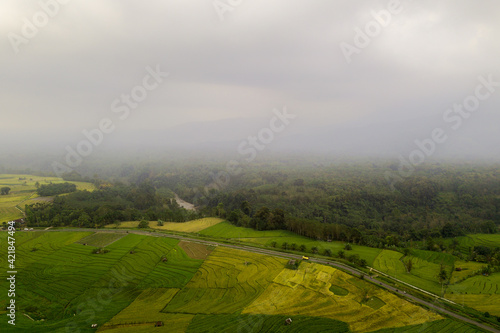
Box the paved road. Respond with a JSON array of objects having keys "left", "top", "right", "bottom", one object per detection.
[{"left": 36, "top": 228, "right": 500, "bottom": 333}]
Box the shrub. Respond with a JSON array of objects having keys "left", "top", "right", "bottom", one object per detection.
[{"left": 138, "top": 220, "right": 149, "bottom": 228}]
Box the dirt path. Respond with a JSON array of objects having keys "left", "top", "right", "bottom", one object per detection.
[{"left": 174, "top": 193, "right": 196, "bottom": 211}]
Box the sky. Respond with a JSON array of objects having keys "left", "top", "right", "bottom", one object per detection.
[{"left": 1, "top": 0, "right": 499, "bottom": 158}]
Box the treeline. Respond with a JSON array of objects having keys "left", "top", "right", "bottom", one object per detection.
[
  {"left": 198, "top": 163, "right": 499, "bottom": 241},
  {"left": 37, "top": 182, "right": 77, "bottom": 196},
  {"left": 26, "top": 182, "right": 201, "bottom": 228}
]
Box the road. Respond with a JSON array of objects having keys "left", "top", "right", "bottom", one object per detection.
[{"left": 35, "top": 228, "right": 500, "bottom": 333}]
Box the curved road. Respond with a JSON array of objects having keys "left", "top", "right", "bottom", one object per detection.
[{"left": 36, "top": 228, "right": 500, "bottom": 333}]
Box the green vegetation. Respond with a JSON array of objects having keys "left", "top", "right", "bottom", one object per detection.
[
  {"left": 329, "top": 285, "right": 349, "bottom": 296},
  {"left": 0, "top": 174, "right": 94, "bottom": 223},
  {"left": 186, "top": 314, "right": 350, "bottom": 333},
  {"left": 370, "top": 319, "right": 481, "bottom": 332},
  {"left": 0, "top": 230, "right": 482, "bottom": 332},
  {"left": 201, "top": 221, "right": 382, "bottom": 265},
  {"left": 76, "top": 232, "right": 125, "bottom": 247},
  {"left": 243, "top": 262, "right": 442, "bottom": 332},
  {"left": 163, "top": 247, "right": 286, "bottom": 314},
  {"left": 24, "top": 181, "right": 201, "bottom": 228},
  {"left": 36, "top": 182, "right": 77, "bottom": 196}
]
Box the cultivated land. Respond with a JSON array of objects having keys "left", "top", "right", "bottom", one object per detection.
[
  {"left": 0, "top": 231, "right": 477, "bottom": 333},
  {"left": 105, "top": 217, "right": 224, "bottom": 233},
  {"left": 0, "top": 174, "right": 94, "bottom": 223},
  {"left": 103, "top": 218, "right": 500, "bottom": 320},
  {"left": 200, "top": 221, "right": 383, "bottom": 265},
  {"left": 197, "top": 221, "right": 500, "bottom": 318}
]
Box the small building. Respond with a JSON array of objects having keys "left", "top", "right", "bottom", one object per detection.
[
  {"left": 285, "top": 318, "right": 292, "bottom": 325},
  {"left": 155, "top": 321, "right": 164, "bottom": 327},
  {"left": 91, "top": 323, "right": 98, "bottom": 328},
  {"left": 288, "top": 260, "right": 296, "bottom": 266},
  {"left": 13, "top": 218, "right": 26, "bottom": 225}
]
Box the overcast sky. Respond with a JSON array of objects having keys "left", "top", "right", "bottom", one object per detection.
[{"left": 1, "top": 0, "right": 499, "bottom": 151}]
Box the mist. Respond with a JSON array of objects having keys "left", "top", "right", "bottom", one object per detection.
[{"left": 2, "top": 0, "right": 500, "bottom": 172}]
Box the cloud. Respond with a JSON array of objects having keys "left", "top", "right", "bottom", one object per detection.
[{"left": 0, "top": 0, "right": 499, "bottom": 158}]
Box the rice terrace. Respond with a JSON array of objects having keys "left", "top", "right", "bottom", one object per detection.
[{"left": 0, "top": 227, "right": 493, "bottom": 332}]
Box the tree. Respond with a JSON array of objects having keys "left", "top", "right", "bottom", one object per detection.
[
  {"left": 1, "top": 187, "right": 11, "bottom": 195},
  {"left": 338, "top": 250, "right": 345, "bottom": 259},
  {"left": 138, "top": 220, "right": 149, "bottom": 228},
  {"left": 311, "top": 246, "right": 318, "bottom": 254},
  {"left": 437, "top": 264, "right": 448, "bottom": 296},
  {"left": 290, "top": 243, "right": 297, "bottom": 250},
  {"left": 405, "top": 258, "right": 413, "bottom": 273},
  {"left": 358, "top": 259, "right": 367, "bottom": 267},
  {"left": 281, "top": 242, "right": 289, "bottom": 250},
  {"left": 216, "top": 203, "right": 225, "bottom": 218},
  {"left": 324, "top": 249, "right": 332, "bottom": 257},
  {"left": 35, "top": 181, "right": 40, "bottom": 189},
  {"left": 78, "top": 212, "right": 91, "bottom": 228},
  {"left": 344, "top": 243, "right": 352, "bottom": 251},
  {"left": 270, "top": 241, "right": 277, "bottom": 248},
  {"left": 299, "top": 244, "right": 306, "bottom": 252},
  {"left": 240, "top": 201, "right": 251, "bottom": 216},
  {"left": 227, "top": 210, "right": 241, "bottom": 224}
]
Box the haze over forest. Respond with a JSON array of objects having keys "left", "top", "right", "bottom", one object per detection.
[{"left": 1, "top": 0, "right": 500, "bottom": 171}]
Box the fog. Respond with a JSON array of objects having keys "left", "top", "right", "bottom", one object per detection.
[{"left": 1, "top": 0, "right": 500, "bottom": 170}]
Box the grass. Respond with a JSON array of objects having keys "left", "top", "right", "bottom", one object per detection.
[
  {"left": 186, "top": 314, "right": 350, "bottom": 333},
  {"left": 445, "top": 294, "right": 500, "bottom": 317},
  {"left": 178, "top": 241, "right": 213, "bottom": 259},
  {"left": 372, "top": 250, "right": 452, "bottom": 295},
  {"left": 98, "top": 314, "right": 194, "bottom": 332},
  {"left": 243, "top": 262, "right": 442, "bottom": 332},
  {"left": 103, "top": 288, "right": 181, "bottom": 326},
  {"left": 455, "top": 234, "right": 500, "bottom": 253},
  {"left": 152, "top": 218, "right": 224, "bottom": 233},
  {"left": 447, "top": 272, "right": 500, "bottom": 295},
  {"left": 450, "top": 261, "right": 486, "bottom": 284},
  {"left": 76, "top": 232, "right": 125, "bottom": 247},
  {"left": 0, "top": 233, "right": 198, "bottom": 332},
  {"left": 105, "top": 218, "right": 224, "bottom": 233},
  {"left": 329, "top": 285, "right": 349, "bottom": 296},
  {"left": 199, "top": 221, "right": 292, "bottom": 238},
  {"left": 364, "top": 296, "right": 386, "bottom": 310},
  {"left": 0, "top": 174, "right": 94, "bottom": 223},
  {"left": 369, "top": 319, "right": 482, "bottom": 332},
  {"left": 138, "top": 244, "right": 204, "bottom": 289}
]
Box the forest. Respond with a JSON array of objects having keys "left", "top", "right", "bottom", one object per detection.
[{"left": 21, "top": 158, "right": 499, "bottom": 253}]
